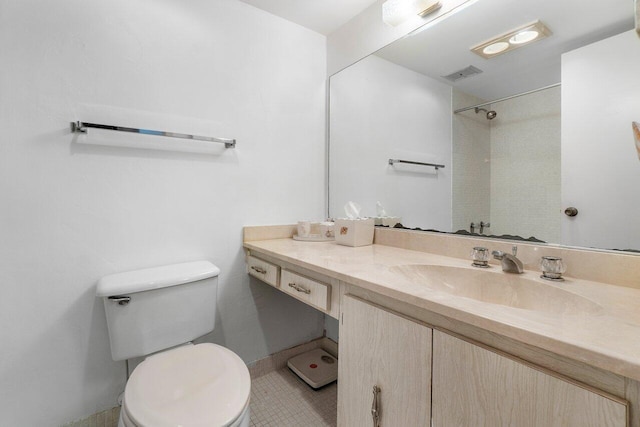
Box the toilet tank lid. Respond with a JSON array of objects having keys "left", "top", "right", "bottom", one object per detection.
[{"left": 96, "top": 261, "right": 220, "bottom": 297}]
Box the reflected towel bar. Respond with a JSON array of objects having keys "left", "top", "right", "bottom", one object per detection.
[
  {"left": 388, "top": 159, "right": 445, "bottom": 170},
  {"left": 70, "top": 121, "right": 236, "bottom": 148}
]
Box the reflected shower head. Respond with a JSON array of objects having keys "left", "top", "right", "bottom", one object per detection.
[{"left": 475, "top": 107, "right": 497, "bottom": 120}]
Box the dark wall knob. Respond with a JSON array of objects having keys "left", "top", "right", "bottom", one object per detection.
[{"left": 564, "top": 207, "right": 578, "bottom": 217}]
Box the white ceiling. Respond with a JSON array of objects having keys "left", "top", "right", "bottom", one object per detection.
[
  {"left": 237, "top": 0, "right": 379, "bottom": 35},
  {"left": 375, "top": 0, "right": 634, "bottom": 100},
  {"left": 238, "top": 0, "right": 635, "bottom": 100}
]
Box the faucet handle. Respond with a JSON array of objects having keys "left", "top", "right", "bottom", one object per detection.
[
  {"left": 512, "top": 246, "right": 518, "bottom": 256},
  {"left": 471, "top": 247, "right": 490, "bottom": 268},
  {"left": 540, "top": 256, "right": 566, "bottom": 281}
]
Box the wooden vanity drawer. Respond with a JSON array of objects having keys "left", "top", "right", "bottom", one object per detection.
[
  {"left": 247, "top": 255, "right": 279, "bottom": 287},
  {"left": 281, "top": 269, "right": 330, "bottom": 312}
]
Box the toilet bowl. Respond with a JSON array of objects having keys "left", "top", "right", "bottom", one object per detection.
[
  {"left": 119, "top": 343, "right": 251, "bottom": 427},
  {"left": 96, "top": 261, "right": 251, "bottom": 427}
]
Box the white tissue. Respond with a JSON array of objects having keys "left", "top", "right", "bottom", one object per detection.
[
  {"left": 373, "top": 201, "right": 401, "bottom": 227},
  {"left": 344, "top": 201, "right": 362, "bottom": 219}
]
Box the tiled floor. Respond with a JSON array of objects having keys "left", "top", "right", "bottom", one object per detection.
[
  {"left": 64, "top": 349, "right": 338, "bottom": 427},
  {"left": 250, "top": 367, "right": 337, "bottom": 427},
  {"left": 62, "top": 407, "right": 120, "bottom": 427}
]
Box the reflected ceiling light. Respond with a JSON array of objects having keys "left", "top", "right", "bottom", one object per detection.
[
  {"left": 509, "top": 30, "right": 539, "bottom": 44},
  {"left": 383, "top": 0, "right": 442, "bottom": 27},
  {"left": 482, "top": 42, "right": 509, "bottom": 55},
  {"left": 471, "top": 20, "right": 551, "bottom": 59}
]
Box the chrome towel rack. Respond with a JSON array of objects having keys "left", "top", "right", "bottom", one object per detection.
[
  {"left": 70, "top": 121, "right": 236, "bottom": 148},
  {"left": 388, "top": 159, "right": 445, "bottom": 170}
]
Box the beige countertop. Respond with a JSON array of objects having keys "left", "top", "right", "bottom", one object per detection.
[{"left": 244, "top": 238, "right": 640, "bottom": 382}]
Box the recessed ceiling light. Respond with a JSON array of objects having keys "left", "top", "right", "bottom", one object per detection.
[
  {"left": 509, "top": 30, "right": 539, "bottom": 44},
  {"left": 471, "top": 20, "right": 551, "bottom": 59},
  {"left": 483, "top": 42, "right": 509, "bottom": 55}
]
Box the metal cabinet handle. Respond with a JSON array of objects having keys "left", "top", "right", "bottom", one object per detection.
[
  {"left": 371, "top": 385, "right": 380, "bottom": 427},
  {"left": 108, "top": 295, "right": 131, "bottom": 306},
  {"left": 288, "top": 282, "right": 311, "bottom": 294},
  {"left": 250, "top": 265, "right": 267, "bottom": 274}
]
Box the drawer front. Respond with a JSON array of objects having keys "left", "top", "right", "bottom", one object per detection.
[
  {"left": 281, "top": 269, "right": 330, "bottom": 311},
  {"left": 247, "top": 255, "right": 279, "bottom": 287}
]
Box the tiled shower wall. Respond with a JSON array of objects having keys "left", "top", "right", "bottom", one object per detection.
[
  {"left": 452, "top": 86, "right": 561, "bottom": 242},
  {"left": 452, "top": 90, "right": 491, "bottom": 233},
  {"left": 489, "top": 86, "right": 561, "bottom": 242}
]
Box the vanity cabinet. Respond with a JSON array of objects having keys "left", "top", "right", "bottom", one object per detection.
[
  {"left": 247, "top": 255, "right": 279, "bottom": 287},
  {"left": 280, "top": 269, "right": 331, "bottom": 312},
  {"left": 432, "top": 330, "right": 628, "bottom": 427},
  {"left": 337, "top": 296, "right": 627, "bottom": 427},
  {"left": 246, "top": 251, "right": 341, "bottom": 319},
  {"left": 244, "top": 234, "right": 639, "bottom": 427},
  {"left": 338, "top": 295, "right": 432, "bottom": 427}
]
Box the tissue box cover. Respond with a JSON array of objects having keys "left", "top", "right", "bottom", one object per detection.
[{"left": 335, "top": 218, "right": 374, "bottom": 247}]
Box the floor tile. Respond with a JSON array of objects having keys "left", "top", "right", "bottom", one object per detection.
[{"left": 250, "top": 368, "right": 337, "bottom": 427}]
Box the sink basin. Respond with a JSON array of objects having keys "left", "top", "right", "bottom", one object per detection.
[{"left": 389, "top": 265, "right": 602, "bottom": 315}]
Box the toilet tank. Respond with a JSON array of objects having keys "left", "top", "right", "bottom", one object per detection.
[{"left": 96, "top": 261, "right": 220, "bottom": 361}]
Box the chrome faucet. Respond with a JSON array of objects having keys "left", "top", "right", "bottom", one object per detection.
[{"left": 492, "top": 246, "right": 524, "bottom": 274}]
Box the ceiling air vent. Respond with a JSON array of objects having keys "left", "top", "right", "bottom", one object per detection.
[{"left": 442, "top": 65, "right": 483, "bottom": 82}]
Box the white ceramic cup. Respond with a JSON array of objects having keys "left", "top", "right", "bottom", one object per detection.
[{"left": 297, "top": 220, "right": 311, "bottom": 238}]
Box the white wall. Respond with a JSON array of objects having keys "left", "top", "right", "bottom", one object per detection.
[
  {"left": 562, "top": 30, "right": 640, "bottom": 250},
  {"left": 329, "top": 55, "right": 452, "bottom": 229},
  {"left": 0, "top": 1, "right": 326, "bottom": 425}
]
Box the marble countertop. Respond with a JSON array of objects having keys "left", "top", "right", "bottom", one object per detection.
[{"left": 244, "top": 238, "right": 640, "bottom": 382}]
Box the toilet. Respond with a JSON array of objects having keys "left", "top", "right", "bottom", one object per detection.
[{"left": 96, "top": 261, "right": 251, "bottom": 427}]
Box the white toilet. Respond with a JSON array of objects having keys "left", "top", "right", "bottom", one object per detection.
[{"left": 97, "top": 261, "right": 251, "bottom": 427}]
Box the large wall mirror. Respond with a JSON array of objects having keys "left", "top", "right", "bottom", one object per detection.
[{"left": 329, "top": 0, "right": 640, "bottom": 252}]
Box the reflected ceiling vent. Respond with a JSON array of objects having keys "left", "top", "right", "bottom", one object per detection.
[{"left": 442, "top": 65, "right": 483, "bottom": 82}]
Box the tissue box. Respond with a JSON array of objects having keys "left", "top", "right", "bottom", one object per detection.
[{"left": 334, "top": 218, "right": 374, "bottom": 247}]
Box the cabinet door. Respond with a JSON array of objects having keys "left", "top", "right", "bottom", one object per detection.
[
  {"left": 338, "top": 295, "right": 432, "bottom": 427},
  {"left": 432, "top": 330, "right": 628, "bottom": 427}
]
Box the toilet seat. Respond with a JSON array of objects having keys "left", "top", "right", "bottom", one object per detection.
[{"left": 123, "top": 343, "right": 251, "bottom": 427}]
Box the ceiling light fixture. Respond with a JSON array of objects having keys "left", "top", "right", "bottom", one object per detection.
[
  {"left": 471, "top": 20, "right": 551, "bottom": 59},
  {"left": 509, "top": 30, "right": 539, "bottom": 44},
  {"left": 382, "top": 0, "right": 442, "bottom": 27},
  {"left": 416, "top": 0, "right": 442, "bottom": 17},
  {"left": 482, "top": 42, "right": 509, "bottom": 55}
]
